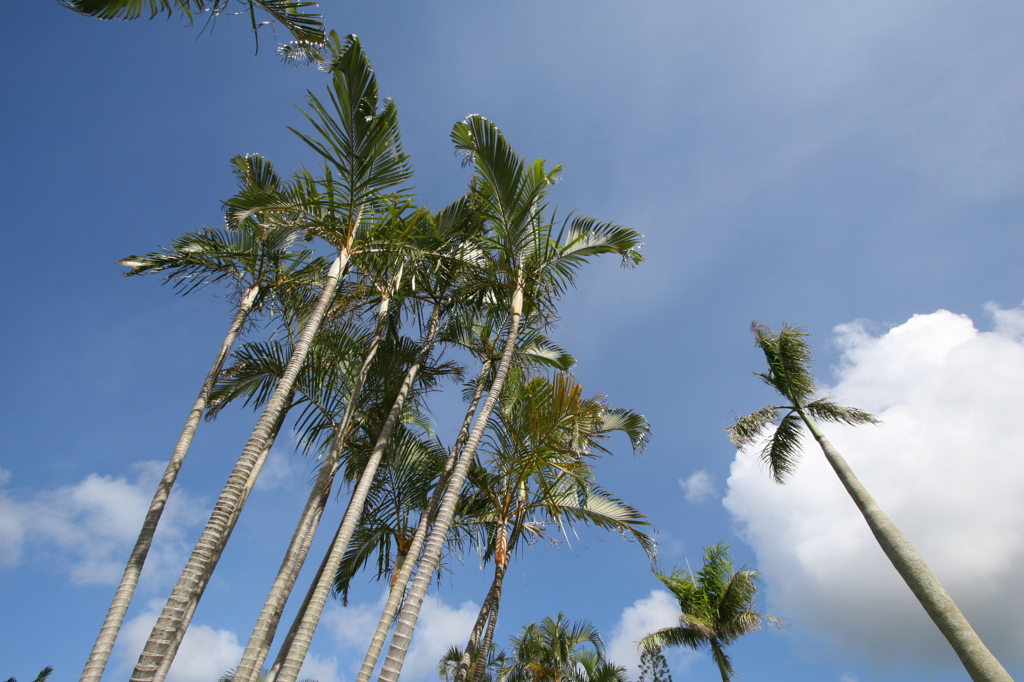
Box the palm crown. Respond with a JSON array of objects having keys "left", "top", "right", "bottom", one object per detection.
[{"left": 727, "top": 323, "right": 878, "bottom": 483}]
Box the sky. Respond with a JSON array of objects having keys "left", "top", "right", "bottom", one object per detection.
[{"left": 1, "top": 2, "right": 1023, "bottom": 682}]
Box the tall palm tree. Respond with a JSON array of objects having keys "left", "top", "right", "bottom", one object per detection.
[
  {"left": 728, "top": 323, "right": 1012, "bottom": 682},
  {"left": 377, "top": 115, "right": 644, "bottom": 682},
  {"left": 353, "top": 321, "right": 575, "bottom": 682},
  {"left": 639, "top": 543, "right": 782, "bottom": 682},
  {"left": 81, "top": 154, "right": 314, "bottom": 682},
  {"left": 454, "top": 373, "right": 654, "bottom": 682},
  {"left": 269, "top": 195, "right": 486, "bottom": 682},
  {"left": 130, "top": 35, "right": 411, "bottom": 682}
]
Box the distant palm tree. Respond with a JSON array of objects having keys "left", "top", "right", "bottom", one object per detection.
[
  {"left": 6, "top": 667, "right": 53, "bottom": 682},
  {"left": 639, "top": 543, "right": 782, "bottom": 682},
  {"left": 501, "top": 614, "right": 605, "bottom": 682},
  {"left": 728, "top": 323, "right": 1012, "bottom": 682}
]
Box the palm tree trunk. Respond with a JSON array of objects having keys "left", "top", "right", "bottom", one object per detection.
[
  {"left": 234, "top": 296, "right": 393, "bottom": 682},
  {"left": 130, "top": 253, "right": 347, "bottom": 682},
  {"left": 81, "top": 285, "right": 259, "bottom": 682},
  {"left": 453, "top": 594, "right": 495, "bottom": 682},
  {"left": 153, "top": 394, "right": 293, "bottom": 682},
  {"left": 266, "top": 517, "right": 340, "bottom": 682},
  {"left": 709, "top": 640, "right": 730, "bottom": 682},
  {"left": 354, "top": 360, "right": 491, "bottom": 682},
  {"left": 798, "top": 410, "right": 1013, "bottom": 682},
  {"left": 377, "top": 287, "right": 524, "bottom": 682},
  {"left": 467, "top": 561, "right": 507, "bottom": 682},
  {"left": 274, "top": 304, "right": 444, "bottom": 682}
]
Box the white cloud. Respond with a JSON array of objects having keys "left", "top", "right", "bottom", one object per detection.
[
  {"left": 606, "top": 590, "right": 693, "bottom": 678},
  {"left": 678, "top": 470, "right": 716, "bottom": 503},
  {"left": 0, "top": 461, "right": 207, "bottom": 585},
  {"left": 323, "top": 592, "right": 479, "bottom": 682},
  {"left": 116, "top": 599, "right": 243, "bottom": 682},
  {"left": 254, "top": 446, "right": 302, "bottom": 492},
  {"left": 724, "top": 306, "right": 1024, "bottom": 670}
]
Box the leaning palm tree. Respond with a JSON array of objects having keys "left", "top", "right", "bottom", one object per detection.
[
  {"left": 728, "top": 323, "right": 1012, "bottom": 682},
  {"left": 81, "top": 154, "right": 315, "bottom": 682},
  {"left": 130, "top": 34, "right": 411, "bottom": 682},
  {"left": 639, "top": 543, "right": 782, "bottom": 682},
  {"left": 376, "top": 114, "right": 644, "bottom": 682}
]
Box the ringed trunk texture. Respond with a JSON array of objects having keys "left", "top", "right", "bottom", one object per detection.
[
  {"left": 377, "top": 288, "right": 524, "bottom": 682},
  {"left": 356, "top": 363, "right": 491, "bottom": 682},
  {"left": 80, "top": 285, "right": 258, "bottom": 682},
  {"left": 234, "top": 297, "right": 392, "bottom": 682},
  {"left": 267, "top": 519, "right": 340, "bottom": 682},
  {"left": 274, "top": 305, "right": 443, "bottom": 682},
  {"left": 799, "top": 410, "right": 1013, "bottom": 682},
  {"left": 130, "top": 254, "right": 347, "bottom": 682},
  {"left": 152, "top": 399, "right": 292, "bottom": 682}
]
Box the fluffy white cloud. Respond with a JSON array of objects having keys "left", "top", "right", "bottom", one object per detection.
[
  {"left": 114, "top": 600, "right": 340, "bottom": 682},
  {"left": 115, "top": 599, "right": 243, "bottom": 682},
  {"left": 323, "top": 592, "right": 479, "bottom": 682},
  {"left": 724, "top": 306, "right": 1024, "bottom": 670},
  {"left": 678, "top": 470, "right": 716, "bottom": 503},
  {"left": 606, "top": 590, "right": 693, "bottom": 678},
  {"left": 0, "top": 461, "right": 207, "bottom": 585}
]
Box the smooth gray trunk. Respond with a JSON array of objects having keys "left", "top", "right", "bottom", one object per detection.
[
  {"left": 799, "top": 409, "right": 1013, "bottom": 682},
  {"left": 355, "top": 363, "right": 490, "bottom": 682},
  {"left": 274, "top": 305, "right": 443, "bottom": 682},
  {"left": 130, "top": 253, "right": 347, "bottom": 682},
  {"left": 377, "top": 288, "right": 523, "bottom": 682},
  {"left": 80, "top": 286, "right": 258, "bottom": 682},
  {"left": 235, "top": 297, "right": 392, "bottom": 682}
]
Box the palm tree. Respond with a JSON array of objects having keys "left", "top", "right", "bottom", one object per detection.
[
  {"left": 353, "top": 321, "right": 576, "bottom": 682},
  {"left": 439, "top": 645, "right": 507, "bottom": 682},
  {"left": 63, "top": 0, "right": 325, "bottom": 53},
  {"left": 81, "top": 154, "right": 314, "bottom": 682},
  {"left": 376, "top": 114, "right": 644, "bottom": 682},
  {"left": 501, "top": 614, "right": 605, "bottom": 682},
  {"left": 130, "top": 35, "right": 411, "bottom": 682},
  {"left": 453, "top": 373, "right": 654, "bottom": 682},
  {"left": 728, "top": 323, "right": 1012, "bottom": 682},
  {"left": 639, "top": 543, "right": 781, "bottom": 682}
]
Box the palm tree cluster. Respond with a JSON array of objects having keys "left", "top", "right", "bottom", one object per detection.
[
  {"left": 78, "top": 33, "right": 656, "bottom": 682},
  {"left": 441, "top": 614, "right": 628, "bottom": 682}
]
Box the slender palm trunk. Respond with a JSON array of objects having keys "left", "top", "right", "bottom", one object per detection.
[
  {"left": 274, "top": 304, "right": 444, "bottom": 682},
  {"left": 152, "top": 395, "right": 293, "bottom": 682},
  {"left": 266, "top": 519, "right": 339, "bottom": 682},
  {"left": 798, "top": 410, "right": 1013, "bottom": 682},
  {"left": 130, "top": 254, "right": 347, "bottom": 682},
  {"left": 709, "top": 640, "right": 730, "bottom": 682},
  {"left": 354, "top": 362, "right": 491, "bottom": 682},
  {"left": 235, "top": 297, "right": 393, "bottom": 682},
  {"left": 466, "top": 560, "right": 507, "bottom": 682},
  {"left": 378, "top": 288, "right": 524, "bottom": 682},
  {"left": 469, "top": 517, "right": 523, "bottom": 682},
  {"left": 453, "top": 594, "right": 495, "bottom": 682},
  {"left": 81, "top": 285, "right": 259, "bottom": 682}
]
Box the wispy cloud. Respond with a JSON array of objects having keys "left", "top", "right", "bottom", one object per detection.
[
  {"left": 0, "top": 461, "right": 206, "bottom": 586},
  {"left": 678, "top": 470, "right": 716, "bottom": 503}
]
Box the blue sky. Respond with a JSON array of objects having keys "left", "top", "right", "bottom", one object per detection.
[{"left": 2, "top": 2, "right": 1023, "bottom": 682}]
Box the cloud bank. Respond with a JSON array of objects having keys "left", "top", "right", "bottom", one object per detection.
[
  {"left": 0, "top": 461, "right": 207, "bottom": 585},
  {"left": 724, "top": 306, "right": 1024, "bottom": 670}
]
